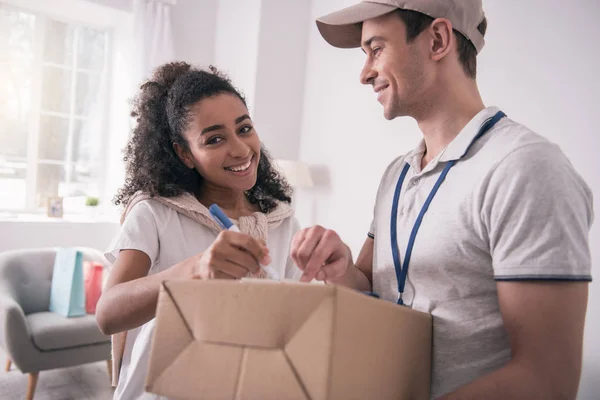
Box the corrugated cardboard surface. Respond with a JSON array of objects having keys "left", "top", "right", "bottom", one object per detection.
[{"left": 146, "top": 280, "right": 431, "bottom": 400}]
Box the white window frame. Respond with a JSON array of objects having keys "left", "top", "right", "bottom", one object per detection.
[{"left": 1, "top": 0, "right": 133, "bottom": 216}]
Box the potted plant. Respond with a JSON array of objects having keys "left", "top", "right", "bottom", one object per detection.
[
  {"left": 85, "top": 196, "right": 99, "bottom": 218},
  {"left": 85, "top": 196, "right": 99, "bottom": 207}
]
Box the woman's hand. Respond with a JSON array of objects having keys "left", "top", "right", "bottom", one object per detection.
[{"left": 192, "top": 230, "right": 271, "bottom": 280}]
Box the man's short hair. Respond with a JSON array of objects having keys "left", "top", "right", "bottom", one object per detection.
[{"left": 396, "top": 9, "right": 488, "bottom": 79}]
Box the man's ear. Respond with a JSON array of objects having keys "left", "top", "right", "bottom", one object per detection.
[
  {"left": 427, "top": 18, "right": 453, "bottom": 61},
  {"left": 173, "top": 142, "right": 195, "bottom": 169}
]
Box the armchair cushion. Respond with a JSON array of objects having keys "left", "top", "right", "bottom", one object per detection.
[{"left": 26, "top": 312, "right": 109, "bottom": 351}]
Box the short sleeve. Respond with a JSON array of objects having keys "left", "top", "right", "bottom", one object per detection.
[
  {"left": 104, "top": 201, "right": 160, "bottom": 265},
  {"left": 369, "top": 154, "right": 405, "bottom": 240},
  {"left": 367, "top": 220, "right": 375, "bottom": 239},
  {"left": 483, "top": 143, "right": 594, "bottom": 281}
]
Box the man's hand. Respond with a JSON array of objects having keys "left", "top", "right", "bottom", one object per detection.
[{"left": 290, "top": 225, "right": 351, "bottom": 283}]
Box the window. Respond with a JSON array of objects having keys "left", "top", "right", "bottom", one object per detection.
[{"left": 0, "top": 2, "right": 110, "bottom": 212}]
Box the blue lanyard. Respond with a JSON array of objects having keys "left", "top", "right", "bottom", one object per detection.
[{"left": 390, "top": 111, "right": 506, "bottom": 305}]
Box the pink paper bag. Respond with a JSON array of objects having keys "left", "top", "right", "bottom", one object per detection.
[{"left": 84, "top": 261, "right": 104, "bottom": 314}]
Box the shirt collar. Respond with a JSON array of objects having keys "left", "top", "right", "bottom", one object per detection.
[
  {"left": 404, "top": 140, "right": 427, "bottom": 172},
  {"left": 438, "top": 106, "right": 502, "bottom": 162}
]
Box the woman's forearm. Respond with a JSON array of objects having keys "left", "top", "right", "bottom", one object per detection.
[{"left": 96, "top": 261, "right": 192, "bottom": 335}]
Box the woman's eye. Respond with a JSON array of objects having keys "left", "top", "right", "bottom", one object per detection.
[
  {"left": 239, "top": 125, "right": 253, "bottom": 134},
  {"left": 206, "top": 136, "right": 223, "bottom": 145}
]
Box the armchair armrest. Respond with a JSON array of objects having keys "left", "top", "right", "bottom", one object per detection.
[{"left": 0, "top": 291, "right": 37, "bottom": 372}]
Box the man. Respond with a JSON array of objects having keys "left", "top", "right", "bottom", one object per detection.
[{"left": 290, "top": 1, "right": 594, "bottom": 398}]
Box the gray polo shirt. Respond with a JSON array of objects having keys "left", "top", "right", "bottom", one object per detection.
[{"left": 368, "top": 106, "right": 593, "bottom": 398}]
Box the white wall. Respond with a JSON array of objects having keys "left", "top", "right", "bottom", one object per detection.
[
  {"left": 0, "top": 219, "right": 119, "bottom": 253},
  {"left": 85, "top": 0, "right": 130, "bottom": 11},
  {"left": 252, "top": 0, "right": 311, "bottom": 160},
  {"left": 298, "top": 0, "right": 600, "bottom": 399},
  {"left": 170, "top": 0, "right": 217, "bottom": 69},
  {"left": 86, "top": 0, "right": 218, "bottom": 69},
  {"left": 214, "top": 0, "right": 262, "bottom": 108}
]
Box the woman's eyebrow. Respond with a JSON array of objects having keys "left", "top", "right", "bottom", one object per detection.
[
  {"left": 235, "top": 114, "right": 251, "bottom": 124},
  {"left": 200, "top": 114, "right": 251, "bottom": 135},
  {"left": 201, "top": 124, "right": 224, "bottom": 135}
]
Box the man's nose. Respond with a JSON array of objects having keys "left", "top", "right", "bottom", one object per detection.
[{"left": 360, "top": 61, "right": 377, "bottom": 86}]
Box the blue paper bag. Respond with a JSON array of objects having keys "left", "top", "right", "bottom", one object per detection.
[{"left": 49, "top": 248, "right": 86, "bottom": 317}]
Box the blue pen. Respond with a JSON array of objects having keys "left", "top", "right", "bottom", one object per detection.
[{"left": 208, "top": 204, "right": 281, "bottom": 281}]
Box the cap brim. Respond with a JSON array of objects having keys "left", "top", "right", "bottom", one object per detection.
[{"left": 316, "top": 2, "right": 398, "bottom": 48}]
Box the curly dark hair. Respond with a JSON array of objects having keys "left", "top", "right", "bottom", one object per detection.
[{"left": 114, "top": 61, "right": 292, "bottom": 212}]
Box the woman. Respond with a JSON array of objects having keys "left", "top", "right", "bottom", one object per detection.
[{"left": 96, "top": 62, "right": 302, "bottom": 400}]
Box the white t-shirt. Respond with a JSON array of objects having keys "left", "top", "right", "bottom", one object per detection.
[
  {"left": 369, "top": 106, "right": 594, "bottom": 398},
  {"left": 105, "top": 199, "right": 302, "bottom": 400}
]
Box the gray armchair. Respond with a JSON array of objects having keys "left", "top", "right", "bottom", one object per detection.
[{"left": 0, "top": 247, "right": 111, "bottom": 400}]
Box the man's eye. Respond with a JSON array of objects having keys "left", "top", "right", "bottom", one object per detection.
[{"left": 372, "top": 47, "right": 382, "bottom": 57}]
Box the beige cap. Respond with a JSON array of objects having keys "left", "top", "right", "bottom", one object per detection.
[{"left": 316, "top": 0, "right": 486, "bottom": 53}]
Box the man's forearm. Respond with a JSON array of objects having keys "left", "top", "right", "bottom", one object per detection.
[
  {"left": 438, "top": 360, "right": 576, "bottom": 400},
  {"left": 326, "top": 263, "right": 372, "bottom": 292},
  {"left": 325, "top": 242, "right": 372, "bottom": 292}
]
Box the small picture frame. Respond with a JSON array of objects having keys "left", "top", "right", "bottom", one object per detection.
[{"left": 47, "top": 197, "right": 64, "bottom": 218}]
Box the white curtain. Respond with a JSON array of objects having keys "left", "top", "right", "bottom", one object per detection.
[{"left": 133, "top": 0, "right": 175, "bottom": 86}]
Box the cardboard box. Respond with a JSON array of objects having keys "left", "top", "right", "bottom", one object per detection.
[{"left": 146, "top": 280, "right": 432, "bottom": 400}]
